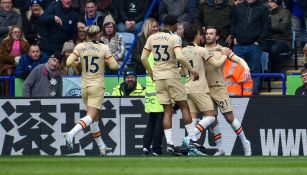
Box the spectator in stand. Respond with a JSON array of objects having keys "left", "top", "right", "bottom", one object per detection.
[
  {"left": 22, "top": 0, "right": 45, "bottom": 45},
  {"left": 0, "top": 0, "right": 22, "bottom": 41},
  {"left": 159, "top": 0, "right": 199, "bottom": 24},
  {"left": 285, "top": 0, "right": 307, "bottom": 48},
  {"left": 78, "top": 0, "right": 104, "bottom": 28},
  {"left": 117, "top": 0, "right": 150, "bottom": 33},
  {"left": 37, "top": 0, "right": 78, "bottom": 55},
  {"left": 0, "top": 26, "right": 30, "bottom": 76},
  {"left": 100, "top": 14, "right": 124, "bottom": 74},
  {"left": 231, "top": 0, "right": 270, "bottom": 94},
  {"left": 12, "top": 0, "right": 31, "bottom": 14},
  {"left": 75, "top": 26, "right": 87, "bottom": 44},
  {"left": 14, "top": 44, "right": 49, "bottom": 79},
  {"left": 295, "top": 68, "right": 307, "bottom": 95},
  {"left": 176, "top": 21, "right": 190, "bottom": 46},
  {"left": 132, "top": 18, "right": 159, "bottom": 75},
  {"left": 224, "top": 59, "right": 254, "bottom": 96},
  {"left": 60, "top": 40, "right": 81, "bottom": 75},
  {"left": 262, "top": 0, "right": 291, "bottom": 73},
  {"left": 196, "top": 0, "right": 232, "bottom": 47},
  {"left": 303, "top": 43, "right": 307, "bottom": 68},
  {"left": 111, "top": 68, "right": 145, "bottom": 96},
  {"left": 23, "top": 52, "right": 63, "bottom": 97},
  {"left": 97, "top": 0, "right": 118, "bottom": 22},
  {"left": 42, "top": 0, "right": 60, "bottom": 9}
]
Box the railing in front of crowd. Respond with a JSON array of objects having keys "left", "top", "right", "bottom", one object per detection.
[
  {"left": 118, "top": 0, "right": 159, "bottom": 76},
  {"left": 0, "top": 76, "right": 15, "bottom": 97},
  {"left": 252, "top": 73, "right": 286, "bottom": 95}
]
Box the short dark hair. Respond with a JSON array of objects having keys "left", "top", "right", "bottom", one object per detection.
[
  {"left": 85, "top": 0, "right": 97, "bottom": 5},
  {"left": 184, "top": 25, "right": 199, "bottom": 43},
  {"left": 206, "top": 26, "right": 221, "bottom": 36},
  {"left": 163, "top": 15, "right": 178, "bottom": 26}
]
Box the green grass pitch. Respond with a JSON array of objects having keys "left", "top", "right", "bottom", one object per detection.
[{"left": 0, "top": 156, "right": 306, "bottom": 175}]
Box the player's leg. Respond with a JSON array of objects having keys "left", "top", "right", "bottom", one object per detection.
[
  {"left": 64, "top": 107, "right": 94, "bottom": 149},
  {"left": 163, "top": 103, "right": 179, "bottom": 154},
  {"left": 168, "top": 79, "right": 196, "bottom": 142},
  {"left": 64, "top": 87, "right": 93, "bottom": 149},
  {"left": 88, "top": 87, "right": 111, "bottom": 156},
  {"left": 90, "top": 115, "right": 111, "bottom": 156},
  {"left": 223, "top": 111, "right": 251, "bottom": 156},
  {"left": 155, "top": 79, "right": 179, "bottom": 154},
  {"left": 193, "top": 110, "right": 216, "bottom": 141},
  {"left": 210, "top": 120, "right": 225, "bottom": 156},
  {"left": 189, "top": 93, "right": 216, "bottom": 141},
  {"left": 176, "top": 100, "right": 196, "bottom": 139}
]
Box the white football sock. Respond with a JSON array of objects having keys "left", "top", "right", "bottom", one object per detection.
[
  {"left": 231, "top": 118, "right": 247, "bottom": 143},
  {"left": 69, "top": 115, "right": 93, "bottom": 138},
  {"left": 193, "top": 116, "right": 215, "bottom": 141},
  {"left": 164, "top": 128, "right": 174, "bottom": 145},
  {"left": 192, "top": 118, "right": 199, "bottom": 126},
  {"left": 90, "top": 121, "right": 106, "bottom": 149},
  {"left": 210, "top": 123, "right": 224, "bottom": 151},
  {"left": 185, "top": 122, "right": 195, "bottom": 140}
]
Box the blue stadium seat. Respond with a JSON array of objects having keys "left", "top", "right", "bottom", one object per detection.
[{"left": 117, "top": 32, "right": 136, "bottom": 65}]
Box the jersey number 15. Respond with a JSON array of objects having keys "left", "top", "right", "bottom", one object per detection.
[{"left": 84, "top": 56, "right": 99, "bottom": 73}]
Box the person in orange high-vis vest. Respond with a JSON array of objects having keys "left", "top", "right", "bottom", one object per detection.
[{"left": 223, "top": 59, "right": 253, "bottom": 96}]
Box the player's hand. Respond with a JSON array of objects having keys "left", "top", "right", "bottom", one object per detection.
[
  {"left": 226, "top": 35, "right": 233, "bottom": 47},
  {"left": 191, "top": 70, "right": 199, "bottom": 81},
  {"left": 221, "top": 47, "right": 232, "bottom": 58},
  {"left": 54, "top": 16, "right": 62, "bottom": 26},
  {"left": 243, "top": 70, "right": 251, "bottom": 82}
]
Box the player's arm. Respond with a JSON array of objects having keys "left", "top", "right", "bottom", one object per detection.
[
  {"left": 206, "top": 55, "right": 227, "bottom": 67},
  {"left": 205, "top": 48, "right": 230, "bottom": 67},
  {"left": 66, "top": 51, "right": 80, "bottom": 67},
  {"left": 141, "top": 48, "right": 153, "bottom": 78},
  {"left": 104, "top": 45, "right": 119, "bottom": 70},
  {"left": 106, "top": 55, "right": 119, "bottom": 70},
  {"left": 174, "top": 47, "right": 193, "bottom": 71},
  {"left": 228, "top": 52, "right": 251, "bottom": 81},
  {"left": 174, "top": 47, "right": 199, "bottom": 80}
]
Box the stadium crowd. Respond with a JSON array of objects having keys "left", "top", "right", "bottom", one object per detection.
[{"left": 0, "top": 0, "right": 306, "bottom": 96}]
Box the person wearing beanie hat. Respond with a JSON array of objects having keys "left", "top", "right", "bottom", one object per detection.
[
  {"left": 60, "top": 40, "right": 81, "bottom": 75},
  {"left": 123, "top": 67, "right": 136, "bottom": 79},
  {"left": 111, "top": 67, "right": 145, "bottom": 96},
  {"left": 103, "top": 14, "right": 116, "bottom": 26},
  {"left": 23, "top": 51, "right": 63, "bottom": 97},
  {"left": 62, "top": 40, "right": 75, "bottom": 53},
  {"left": 101, "top": 14, "right": 125, "bottom": 74},
  {"left": 23, "top": 0, "right": 44, "bottom": 45},
  {"left": 30, "top": 0, "right": 43, "bottom": 6}
]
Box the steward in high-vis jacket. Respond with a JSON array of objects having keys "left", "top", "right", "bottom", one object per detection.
[
  {"left": 224, "top": 59, "right": 253, "bottom": 96},
  {"left": 111, "top": 68, "right": 145, "bottom": 96}
]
